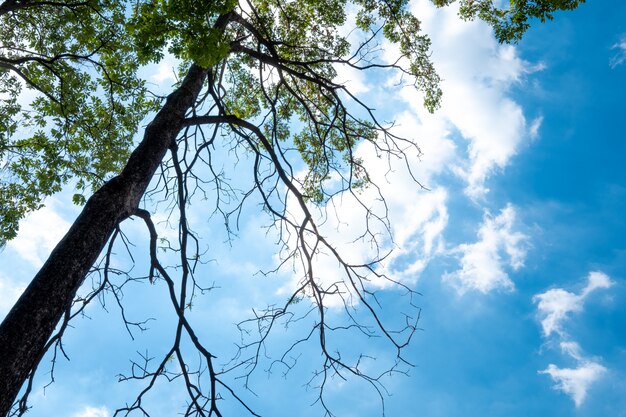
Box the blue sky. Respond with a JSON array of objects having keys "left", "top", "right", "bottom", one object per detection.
[{"left": 1, "top": 1, "right": 625, "bottom": 416}]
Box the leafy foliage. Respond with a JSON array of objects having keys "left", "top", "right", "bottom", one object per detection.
[
  {"left": 433, "top": 0, "right": 585, "bottom": 42},
  {"left": 0, "top": 0, "right": 151, "bottom": 242},
  {"left": 128, "top": 0, "right": 237, "bottom": 66}
]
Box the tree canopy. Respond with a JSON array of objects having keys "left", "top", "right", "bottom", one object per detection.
[
  {"left": 0, "top": 0, "right": 585, "bottom": 415},
  {"left": 0, "top": 0, "right": 151, "bottom": 242}
]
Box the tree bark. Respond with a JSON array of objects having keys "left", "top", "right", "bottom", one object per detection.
[{"left": 0, "top": 64, "right": 207, "bottom": 416}]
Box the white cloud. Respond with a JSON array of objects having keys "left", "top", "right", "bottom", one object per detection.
[
  {"left": 533, "top": 271, "right": 613, "bottom": 337},
  {"left": 581, "top": 271, "right": 614, "bottom": 297},
  {"left": 7, "top": 201, "right": 71, "bottom": 267},
  {"left": 529, "top": 115, "right": 543, "bottom": 140},
  {"left": 72, "top": 405, "right": 110, "bottom": 417},
  {"left": 151, "top": 59, "right": 178, "bottom": 83},
  {"left": 609, "top": 34, "right": 626, "bottom": 68},
  {"left": 444, "top": 204, "right": 527, "bottom": 294},
  {"left": 276, "top": 144, "right": 451, "bottom": 307},
  {"left": 539, "top": 362, "right": 607, "bottom": 407},
  {"left": 334, "top": 63, "right": 370, "bottom": 94},
  {"left": 534, "top": 272, "right": 613, "bottom": 406},
  {"left": 371, "top": 184, "right": 449, "bottom": 283},
  {"left": 139, "top": 51, "right": 180, "bottom": 89},
  {"left": 0, "top": 272, "right": 25, "bottom": 318},
  {"left": 559, "top": 340, "right": 584, "bottom": 361},
  {"left": 399, "top": 0, "right": 541, "bottom": 198},
  {"left": 533, "top": 287, "right": 582, "bottom": 338},
  {"left": 0, "top": 198, "right": 76, "bottom": 318}
]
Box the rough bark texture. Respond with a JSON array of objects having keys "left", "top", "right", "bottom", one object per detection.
[{"left": 0, "top": 64, "right": 207, "bottom": 416}]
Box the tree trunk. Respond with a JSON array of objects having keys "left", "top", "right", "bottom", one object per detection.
[{"left": 0, "top": 64, "right": 207, "bottom": 416}]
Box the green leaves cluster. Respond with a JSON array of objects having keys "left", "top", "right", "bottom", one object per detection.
[
  {"left": 1, "top": 0, "right": 151, "bottom": 242},
  {"left": 128, "top": 0, "right": 237, "bottom": 67},
  {"left": 354, "top": 0, "right": 442, "bottom": 111},
  {"left": 432, "top": 0, "right": 585, "bottom": 43}
]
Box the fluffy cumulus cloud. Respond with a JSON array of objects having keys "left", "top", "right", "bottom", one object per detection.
[
  {"left": 0, "top": 197, "right": 76, "bottom": 319},
  {"left": 539, "top": 361, "right": 607, "bottom": 407},
  {"left": 534, "top": 272, "right": 613, "bottom": 406},
  {"left": 6, "top": 201, "right": 71, "bottom": 267},
  {"left": 609, "top": 34, "right": 626, "bottom": 69},
  {"left": 405, "top": 0, "right": 541, "bottom": 198},
  {"left": 534, "top": 271, "right": 613, "bottom": 337},
  {"left": 444, "top": 204, "right": 527, "bottom": 294}
]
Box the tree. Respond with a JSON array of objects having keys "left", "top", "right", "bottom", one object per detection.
[{"left": 0, "top": 0, "right": 583, "bottom": 415}]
